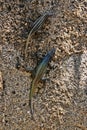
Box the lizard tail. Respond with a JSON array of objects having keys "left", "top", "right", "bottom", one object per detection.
[
  {"left": 29, "top": 98, "right": 34, "bottom": 120},
  {"left": 25, "top": 34, "right": 31, "bottom": 59}
]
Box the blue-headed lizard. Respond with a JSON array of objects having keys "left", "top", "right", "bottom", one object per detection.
[{"left": 29, "top": 48, "right": 56, "bottom": 119}]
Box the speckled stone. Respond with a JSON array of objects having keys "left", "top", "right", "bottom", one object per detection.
[{"left": 0, "top": 0, "right": 87, "bottom": 130}]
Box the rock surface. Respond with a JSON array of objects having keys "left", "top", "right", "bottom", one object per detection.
[{"left": 0, "top": 0, "right": 87, "bottom": 130}]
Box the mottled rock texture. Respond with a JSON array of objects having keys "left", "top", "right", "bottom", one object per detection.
[{"left": 0, "top": 0, "right": 87, "bottom": 130}]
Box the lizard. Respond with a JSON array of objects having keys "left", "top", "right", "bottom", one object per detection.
[
  {"left": 25, "top": 10, "right": 52, "bottom": 58},
  {"left": 29, "top": 48, "right": 56, "bottom": 120}
]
